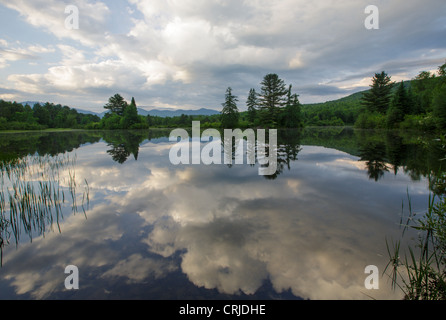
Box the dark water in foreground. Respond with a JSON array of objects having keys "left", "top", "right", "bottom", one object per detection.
[{"left": 0, "top": 127, "right": 444, "bottom": 300}]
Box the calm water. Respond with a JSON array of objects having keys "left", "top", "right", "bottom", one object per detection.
[{"left": 0, "top": 127, "right": 444, "bottom": 300}]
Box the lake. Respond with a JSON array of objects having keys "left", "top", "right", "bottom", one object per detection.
[{"left": 0, "top": 127, "right": 444, "bottom": 300}]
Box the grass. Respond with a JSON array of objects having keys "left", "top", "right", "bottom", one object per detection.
[
  {"left": 384, "top": 183, "right": 446, "bottom": 299},
  {"left": 0, "top": 153, "right": 90, "bottom": 266}
]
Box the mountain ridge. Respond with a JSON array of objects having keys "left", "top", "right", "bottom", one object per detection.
[{"left": 18, "top": 101, "right": 220, "bottom": 118}]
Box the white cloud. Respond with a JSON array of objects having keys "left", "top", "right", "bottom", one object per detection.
[
  {"left": 0, "top": 140, "right": 426, "bottom": 299},
  {"left": 0, "top": 0, "right": 110, "bottom": 46},
  {"left": 0, "top": 38, "right": 55, "bottom": 68},
  {"left": 0, "top": 0, "right": 445, "bottom": 108},
  {"left": 102, "top": 254, "right": 178, "bottom": 283}
]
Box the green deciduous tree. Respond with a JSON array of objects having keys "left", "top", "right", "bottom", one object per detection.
[
  {"left": 411, "top": 71, "right": 439, "bottom": 112},
  {"left": 101, "top": 113, "right": 122, "bottom": 130},
  {"left": 104, "top": 94, "right": 128, "bottom": 116},
  {"left": 32, "top": 103, "right": 50, "bottom": 125}
]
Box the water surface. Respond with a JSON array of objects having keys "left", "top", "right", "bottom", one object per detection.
[{"left": 0, "top": 127, "right": 443, "bottom": 300}]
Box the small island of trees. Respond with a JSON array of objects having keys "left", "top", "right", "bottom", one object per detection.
[{"left": 220, "top": 73, "right": 303, "bottom": 129}]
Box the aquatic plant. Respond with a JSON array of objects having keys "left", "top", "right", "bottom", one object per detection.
[
  {"left": 0, "top": 153, "right": 89, "bottom": 265},
  {"left": 385, "top": 185, "right": 446, "bottom": 299}
]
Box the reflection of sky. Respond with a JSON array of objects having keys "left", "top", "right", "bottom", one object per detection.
[{"left": 0, "top": 140, "right": 431, "bottom": 300}]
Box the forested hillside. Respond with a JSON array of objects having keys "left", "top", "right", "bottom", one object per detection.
[
  {"left": 301, "top": 61, "right": 446, "bottom": 131},
  {"left": 301, "top": 91, "right": 365, "bottom": 126}
]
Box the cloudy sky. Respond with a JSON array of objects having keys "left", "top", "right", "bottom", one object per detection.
[{"left": 0, "top": 0, "right": 445, "bottom": 113}]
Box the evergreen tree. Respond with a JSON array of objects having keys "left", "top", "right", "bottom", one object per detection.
[
  {"left": 246, "top": 88, "right": 258, "bottom": 125},
  {"left": 412, "top": 71, "right": 438, "bottom": 112},
  {"left": 178, "top": 114, "right": 188, "bottom": 125},
  {"left": 33, "top": 103, "right": 50, "bottom": 126},
  {"left": 386, "top": 106, "right": 404, "bottom": 129},
  {"left": 258, "top": 73, "right": 288, "bottom": 127},
  {"left": 104, "top": 94, "right": 128, "bottom": 116},
  {"left": 386, "top": 81, "right": 409, "bottom": 128},
  {"left": 432, "top": 83, "right": 446, "bottom": 130},
  {"left": 121, "top": 97, "right": 139, "bottom": 129},
  {"left": 394, "top": 81, "right": 411, "bottom": 113},
  {"left": 407, "top": 86, "right": 419, "bottom": 114},
  {"left": 283, "top": 85, "right": 303, "bottom": 128},
  {"left": 438, "top": 62, "right": 446, "bottom": 77},
  {"left": 220, "top": 87, "right": 239, "bottom": 128},
  {"left": 361, "top": 71, "right": 394, "bottom": 114},
  {"left": 279, "top": 84, "right": 293, "bottom": 127}
]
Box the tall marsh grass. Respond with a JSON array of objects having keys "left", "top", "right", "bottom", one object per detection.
[
  {"left": 385, "top": 182, "right": 446, "bottom": 299},
  {"left": 0, "top": 153, "right": 89, "bottom": 265}
]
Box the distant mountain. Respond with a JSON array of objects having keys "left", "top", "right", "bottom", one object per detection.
[
  {"left": 75, "top": 108, "right": 103, "bottom": 116},
  {"left": 20, "top": 101, "right": 102, "bottom": 114},
  {"left": 20, "top": 101, "right": 45, "bottom": 107},
  {"left": 142, "top": 107, "right": 220, "bottom": 118},
  {"left": 18, "top": 101, "right": 220, "bottom": 119},
  {"left": 81, "top": 107, "right": 220, "bottom": 118}
]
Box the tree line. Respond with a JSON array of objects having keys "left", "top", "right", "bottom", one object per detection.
[
  {"left": 355, "top": 62, "right": 446, "bottom": 130},
  {"left": 0, "top": 100, "right": 101, "bottom": 131},
  {"left": 0, "top": 73, "right": 304, "bottom": 131},
  {"left": 301, "top": 93, "right": 363, "bottom": 126},
  {"left": 1, "top": 62, "right": 444, "bottom": 131},
  {"left": 98, "top": 94, "right": 148, "bottom": 129},
  {"left": 97, "top": 94, "right": 222, "bottom": 129},
  {"left": 220, "top": 73, "right": 303, "bottom": 129},
  {"left": 98, "top": 74, "right": 306, "bottom": 130}
]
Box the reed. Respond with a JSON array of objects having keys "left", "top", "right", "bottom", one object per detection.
[
  {"left": 0, "top": 153, "right": 89, "bottom": 266},
  {"left": 384, "top": 192, "right": 446, "bottom": 299}
]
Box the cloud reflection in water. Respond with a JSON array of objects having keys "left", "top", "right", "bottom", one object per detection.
[{"left": 0, "top": 135, "right": 431, "bottom": 300}]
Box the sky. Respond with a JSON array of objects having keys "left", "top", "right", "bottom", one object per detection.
[{"left": 0, "top": 0, "right": 445, "bottom": 113}]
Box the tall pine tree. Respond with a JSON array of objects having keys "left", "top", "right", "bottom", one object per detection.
[
  {"left": 438, "top": 61, "right": 446, "bottom": 77},
  {"left": 433, "top": 83, "right": 446, "bottom": 130},
  {"left": 282, "top": 85, "right": 303, "bottom": 128},
  {"left": 258, "top": 73, "right": 288, "bottom": 128},
  {"left": 361, "top": 71, "right": 394, "bottom": 114},
  {"left": 386, "top": 81, "right": 416, "bottom": 128},
  {"left": 246, "top": 88, "right": 258, "bottom": 125},
  {"left": 220, "top": 87, "right": 239, "bottom": 128},
  {"left": 122, "top": 97, "right": 139, "bottom": 129}
]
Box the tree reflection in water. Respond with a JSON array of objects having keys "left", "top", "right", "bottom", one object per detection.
[
  {"left": 1, "top": 128, "right": 444, "bottom": 267},
  {"left": 359, "top": 140, "right": 390, "bottom": 182}
]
